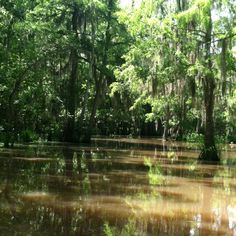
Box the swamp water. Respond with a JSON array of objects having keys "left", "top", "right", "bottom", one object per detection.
[{"left": 0, "top": 138, "right": 236, "bottom": 236}]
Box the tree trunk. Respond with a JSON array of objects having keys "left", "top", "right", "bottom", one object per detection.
[
  {"left": 162, "top": 105, "right": 170, "bottom": 140},
  {"left": 83, "top": 79, "right": 100, "bottom": 143}
]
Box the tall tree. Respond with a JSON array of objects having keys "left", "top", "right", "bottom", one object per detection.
[
  {"left": 63, "top": 2, "right": 80, "bottom": 142},
  {"left": 199, "top": 3, "right": 219, "bottom": 161}
]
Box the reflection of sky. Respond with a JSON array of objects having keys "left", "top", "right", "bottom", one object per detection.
[
  {"left": 212, "top": 208, "right": 221, "bottom": 231},
  {"left": 228, "top": 205, "right": 236, "bottom": 235},
  {"left": 190, "top": 214, "right": 201, "bottom": 236},
  {"left": 189, "top": 206, "right": 236, "bottom": 236}
]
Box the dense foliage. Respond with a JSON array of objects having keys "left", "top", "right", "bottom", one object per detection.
[{"left": 0, "top": 0, "right": 235, "bottom": 160}]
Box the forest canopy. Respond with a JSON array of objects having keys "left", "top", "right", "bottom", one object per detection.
[{"left": 0, "top": 0, "right": 236, "bottom": 161}]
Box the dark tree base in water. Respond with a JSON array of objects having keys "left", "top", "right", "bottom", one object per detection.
[
  {"left": 199, "top": 146, "right": 220, "bottom": 163},
  {"left": 81, "top": 135, "right": 92, "bottom": 144},
  {"left": 3, "top": 142, "right": 10, "bottom": 148}
]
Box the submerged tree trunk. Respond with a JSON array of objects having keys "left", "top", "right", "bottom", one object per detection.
[
  {"left": 63, "top": 3, "right": 79, "bottom": 142},
  {"left": 199, "top": 8, "right": 219, "bottom": 162}
]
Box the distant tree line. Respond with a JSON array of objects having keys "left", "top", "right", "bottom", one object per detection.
[{"left": 0, "top": 0, "right": 235, "bottom": 161}]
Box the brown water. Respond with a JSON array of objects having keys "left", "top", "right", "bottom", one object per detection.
[{"left": 0, "top": 137, "right": 236, "bottom": 236}]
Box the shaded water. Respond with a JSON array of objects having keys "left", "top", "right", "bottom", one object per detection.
[{"left": 0, "top": 137, "right": 236, "bottom": 235}]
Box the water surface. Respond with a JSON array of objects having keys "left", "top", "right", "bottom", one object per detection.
[{"left": 0, "top": 138, "right": 236, "bottom": 236}]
